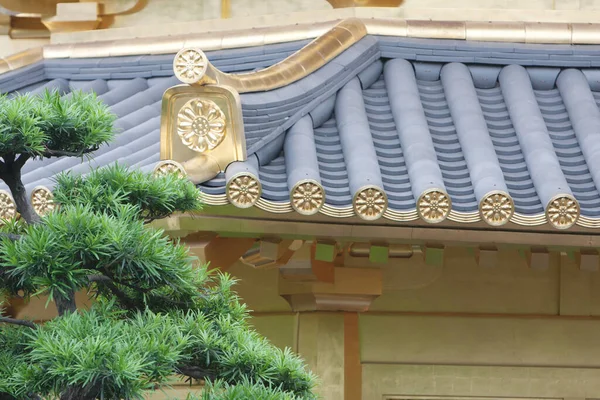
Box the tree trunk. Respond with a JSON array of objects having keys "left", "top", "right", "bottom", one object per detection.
[
  {"left": 55, "top": 290, "right": 77, "bottom": 316},
  {"left": 60, "top": 384, "right": 100, "bottom": 400},
  {"left": 2, "top": 166, "right": 39, "bottom": 224}
]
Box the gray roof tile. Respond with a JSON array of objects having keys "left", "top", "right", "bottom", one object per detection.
[{"left": 4, "top": 35, "right": 600, "bottom": 221}]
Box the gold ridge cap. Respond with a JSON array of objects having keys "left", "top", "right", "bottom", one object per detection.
[{"left": 4, "top": 18, "right": 600, "bottom": 79}]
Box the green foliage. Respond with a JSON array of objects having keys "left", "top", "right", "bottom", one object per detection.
[
  {"left": 0, "top": 303, "right": 316, "bottom": 400},
  {"left": 0, "top": 203, "right": 200, "bottom": 310},
  {"left": 189, "top": 378, "right": 308, "bottom": 400},
  {"left": 0, "top": 90, "right": 317, "bottom": 399},
  {"left": 53, "top": 164, "right": 201, "bottom": 221},
  {"left": 0, "top": 90, "right": 115, "bottom": 159}
]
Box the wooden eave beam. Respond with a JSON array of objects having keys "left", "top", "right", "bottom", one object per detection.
[{"left": 164, "top": 214, "right": 600, "bottom": 249}]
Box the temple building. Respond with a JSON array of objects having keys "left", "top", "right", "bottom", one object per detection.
[{"left": 6, "top": 1, "right": 600, "bottom": 399}]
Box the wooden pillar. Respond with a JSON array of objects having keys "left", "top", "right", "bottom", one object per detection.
[{"left": 344, "top": 312, "right": 361, "bottom": 400}]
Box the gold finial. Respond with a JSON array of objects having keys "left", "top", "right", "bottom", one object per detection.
[
  {"left": 30, "top": 186, "right": 55, "bottom": 217},
  {"left": 353, "top": 186, "right": 387, "bottom": 220},
  {"left": 291, "top": 180, "right": 325, "bottom": 216},
  {"left": 417, "top": 189, "right": 451, "bottom": 223},
  {"left": 480, "top": 190, "right": 514, "bottom": 226},
  {"left": 546, "top": 194, "right": 580, "bottom": 230},
  {"left": 227, "top": 172, "right": 261, "bottom": 208},
  {"left": 176, "top": 99, "right": 227, "bottom": 153}
]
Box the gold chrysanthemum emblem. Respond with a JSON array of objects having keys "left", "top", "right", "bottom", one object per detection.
[
  {"left": 417, "top": 189, "right": 451, "bottom": 223},
  {"left": 153, "top": 160, "right": 186, "bottom": 177},
  {"left": 291, "top": 180, "right": 325, "bottom": 215},
  {"left": 31, "top": 186, "right": 55, "bottom": 217},
  {"left": 480, "top": 191, "right": 514, "bottom": 226},
  {"left": 0, "top": 190, "right": 16, "bottom": 222},
  {"left": 227, "top": 173, "right": 261, "bottom": 208},
  {"left": 177, "top": 99, "right": 226, "bottom": 153},
  {"left": 173, "top": 48, "right": 208, "bottom": 84},
  {"left": 546, "top": 195, "right": 579, "bottom": 229},
  {"left": 353, "top": 186, "right": 387, "bottom": 220}
]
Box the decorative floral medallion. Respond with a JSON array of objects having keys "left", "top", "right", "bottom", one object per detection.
[
  {"left": 353, "top": 186, "right": 387, "bottom": 220},
  {"left": 0, "top": 190, "right": 16, "bottom": 221},
  {"left": 546, "top": 194, "right": 580, "bottom": 229},
  {"left": 31, "top": 186, "right": 55, "bottom": 217},
  {"left": 177, "top": 99, "right": 227, "bottom": 153},
  {"left": 417, "top": 189, "right": 451, "bottom": 223},
  {"left": 227, "top": 173, "right": 261, "bottom": 209},
  {"left": 480, "top": 191, "right": 514, "bottom": 226},
  {"left": 291, "top": 180, "right": 325, "bottom": 216},
  {"left": 153, "top": 160, "right": 186, "bottom": 177},
  {"left": 173, "top": 48, "right": 208, "bottom": 84}
]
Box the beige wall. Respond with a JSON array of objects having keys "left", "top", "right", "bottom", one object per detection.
[{"left": 229, "top": 244, "right": 600, "bottom": 399}]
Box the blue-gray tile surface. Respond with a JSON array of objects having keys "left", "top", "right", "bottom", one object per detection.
[{"left": 5, "top": 36, "right": 600, "bottom": 221}]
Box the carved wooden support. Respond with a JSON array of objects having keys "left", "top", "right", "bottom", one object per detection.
[
  {"left": 476, "top": 246, "right": 498, "bottom": 268},
  {"left": 421, "top": 244, "right": 445, "bottom": 267},
  {"left": 311, "top": 241, "right": 343, "bottom": 283},
  {"left": 527, "top": 247, "right": 550, "bottom": 270},
  {"left": 578, "top": 249, "right": 599, "bottom": 272},
  {"left": 183, "top": 232, "right": 256, "bottom": 271},
  {"left": 240, "top": 239, "right": 304, "bottom": 269},
  {"left": 280, "top": 266, "right": 382, "bottom": 312}
]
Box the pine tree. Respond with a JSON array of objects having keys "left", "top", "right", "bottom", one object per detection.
[{"left": 0, "top": 91, "right": 317, "bottom": 400}]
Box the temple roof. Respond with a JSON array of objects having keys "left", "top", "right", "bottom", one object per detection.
[{"left": 5, "top": 25, "right": 600, "bottom": 230}]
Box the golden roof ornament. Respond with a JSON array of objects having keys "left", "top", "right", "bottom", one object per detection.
[
  {"left": 291, "top": 180, "right": 325, "bottom": 216},
  {"left": 153, "top": 160, "right": 187, "bottom": 177},
  {"left": 176, "top": 99, "right": 227, "bottom": 153},
  {"left": 227, "top": 172, "right": 261, "bottom": 208},
  {"left": 173, "top": 48, "right": 209, "bottom": 85},
  {"left": 30, "top": 186, "right": 55, "bottom": 217},
  {"left": 480, "top": 191, "right": 514, "bottom": 226},
  {"left": 353, "top": 186, "right": 387, "bottom": 221},
  {"left": 546, "top": 194, "right": 580, "bottom": 230},
  {"left": 417, "top": 189, "right": 451, "bottom": 223},
  {"left": 0, "top": 190, "right": 16, "bottom": 222}
]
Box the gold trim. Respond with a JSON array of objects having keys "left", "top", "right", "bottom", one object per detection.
[
  {"left": 417, "top": 188, "right": 451, "bottom": 224},
  {"left": 353, "top": 185, "right": 388, "bottom": 221},
  {"left": 479, "top": 190, "right": 514, "bottom": 227},
  {"left": 0, "top": 189, "right": 16, "bottom": 222},
  {"left": 226, "top": 172, "right": 262, "bottom": 209},
  {"left": 197, "top": 192, "right": 600, "bottom": 230},
  {"left": 30, "top": 186, "right": 55, "bottom": 217},
  {"left": 5, "top": 17, "right": 600, "bottom": 77},
  {"left": 447, "top": 210, "right": 480, "bottom": 224},
  {"left": 183, "top": 18, "right": 367, "bottom": 93},
  {"left": 290, "top": 179, "right": 325, "bottom": 216},
  {"left": 153, "top": 160, "right": 186, "bottom": 177},
  {"left": 546, "top": 194, "right": 580, "bottom": 230}
]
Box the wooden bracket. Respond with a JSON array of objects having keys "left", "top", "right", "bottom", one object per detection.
[
  {"left": 240, "top": 239, "right": 304, "bottom": 269},
  {"left": 183, "top": 232, "right": 256, "bottom": 271},
  {"left": 476, "top": 246, "right": 498, "bottom": 268}
]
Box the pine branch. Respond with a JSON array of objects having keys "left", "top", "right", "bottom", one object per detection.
[
  {"left": 176, "top": 365, "right": 215, "bottom": 382},
  {"left": 43, "top": 147, "right": 99, "bottom": 158},
  {"left": 88, "top": 274, "right": 138, "bottom": 311},
  {"left": 14, "top": 154, "right": 30, "bottom": 170},
  {"left": 0, "top": 233, "right": 21, "bottom": 241},
  {"left": 0, "top": 315, "right": 36, "bottom": 329}
]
